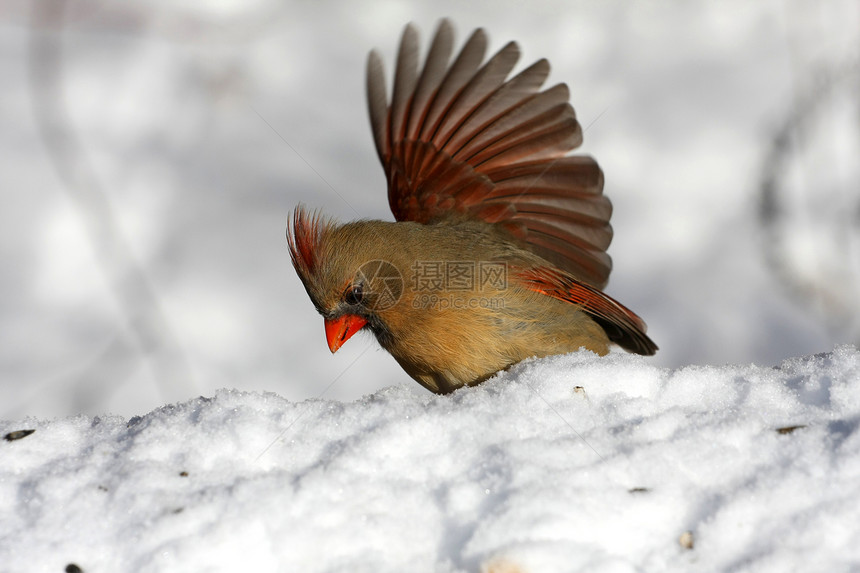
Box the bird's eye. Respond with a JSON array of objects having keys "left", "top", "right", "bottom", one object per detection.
[{"left": 345, "top": 284, "right": 364, "bottom": 305}]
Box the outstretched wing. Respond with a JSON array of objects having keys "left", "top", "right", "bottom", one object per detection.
[
  {"left": 367, "top": 19, "right": 612, "bottom": 288},
  {"left": 515, "top": 266, "right": 658, "bottom": 356}
]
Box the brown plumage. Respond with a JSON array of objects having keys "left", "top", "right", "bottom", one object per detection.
[{"left": 288, "top": 20, "right": 657, "bottom": 394}]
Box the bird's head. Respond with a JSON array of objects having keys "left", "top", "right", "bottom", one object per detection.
[{"left": 287, "top": 206, "right": 404, "bottom": 353}]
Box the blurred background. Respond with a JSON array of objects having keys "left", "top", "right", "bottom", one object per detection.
[{"left": 1, "top": 0, "right": 858, "bottom": 419}]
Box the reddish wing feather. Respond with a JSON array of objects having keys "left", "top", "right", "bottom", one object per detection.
[
  {"left": 514, "top": 266, "right": 658, "bottom": 356},
  {"left": 368, "top": 19, "right": 613, "bottom": 288}
]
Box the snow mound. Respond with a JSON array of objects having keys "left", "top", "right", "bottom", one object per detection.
[{"left": 3, "top": 346, "right": 860, "bottom": 572}]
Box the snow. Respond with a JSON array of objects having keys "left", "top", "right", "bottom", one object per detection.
[{"left": 3, "top": 346, "right": 860, "bottom": 572}]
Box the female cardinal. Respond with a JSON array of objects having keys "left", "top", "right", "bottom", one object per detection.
[{"left": 288, "top": 20, "right": 657, "bottom": 394}]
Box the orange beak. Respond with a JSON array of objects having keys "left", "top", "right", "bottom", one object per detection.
[{"left": 324, "top": 315, "right": 368, "bottom": 353}]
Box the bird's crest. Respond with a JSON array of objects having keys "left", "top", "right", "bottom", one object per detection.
[{"left": 287, "top": 206, "right": 331, "bottom": 283}]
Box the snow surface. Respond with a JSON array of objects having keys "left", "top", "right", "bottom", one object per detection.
[
  {"left": 3, "top": 346, "right": 860, "bottom": 572},
  {"left": 2, "top": 0, "right": 859, "bottom": 419}
]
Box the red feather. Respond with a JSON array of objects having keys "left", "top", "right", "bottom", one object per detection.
[
  {"left": 287, "top": 207, "right": 330, "bottom": 280},
  {"left": 514, "top": 265, "right": 657, "bottom": 356}
]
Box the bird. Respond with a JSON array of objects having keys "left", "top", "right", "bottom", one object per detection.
[{"left": 288, "top": 19, "right": 657, "bottom": 394}]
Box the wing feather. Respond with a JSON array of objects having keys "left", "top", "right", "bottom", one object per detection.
[
  {"left": 368, "top": 20, "right": 612, "bottom": 288},
  {"left": 515, "top": 266, "right": 658, "bottom": 356}
]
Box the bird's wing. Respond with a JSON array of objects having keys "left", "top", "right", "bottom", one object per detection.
[
  {"left": 514, "top": 265, "right": 657, "bottom": 355},
  {"left": 367, "top": 19, "right": 612, "bottom": 288}
]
